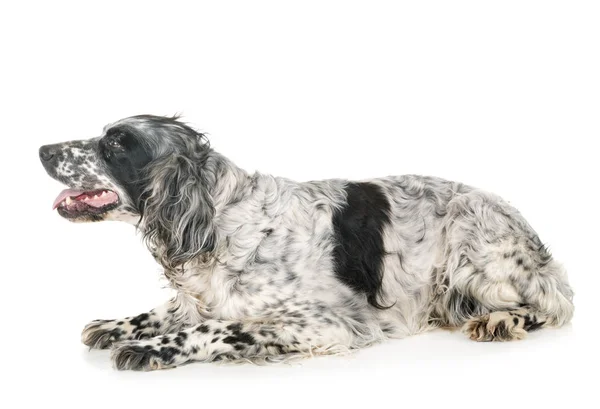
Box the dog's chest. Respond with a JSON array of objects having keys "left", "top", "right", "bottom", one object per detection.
[{"left": 172, "top": 231, "right": 341, "bottom": 321}]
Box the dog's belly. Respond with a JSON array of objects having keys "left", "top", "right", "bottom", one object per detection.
[{"left": 179, "top": 257, "right": 357, "bottom": 321}]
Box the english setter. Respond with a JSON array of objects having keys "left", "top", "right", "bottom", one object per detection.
[{"left": 39, "top": 115, "right": 574, "bottom": 371}]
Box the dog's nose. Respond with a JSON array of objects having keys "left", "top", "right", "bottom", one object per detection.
[{"left": 39, "top": 145, "right": 57, "bottom": 162}]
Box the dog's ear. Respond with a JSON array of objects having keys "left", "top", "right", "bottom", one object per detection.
[{"left": 141, "top": 154, "right": 215, "bottom": 270}]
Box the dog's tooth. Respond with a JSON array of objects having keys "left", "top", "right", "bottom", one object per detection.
[{"left": 65, "top": 197, "right": 73, "bottom": 205}]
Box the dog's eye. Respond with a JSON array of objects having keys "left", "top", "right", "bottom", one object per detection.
[{"left": 108, "top": 139, "right": 122, "bottom": 149}]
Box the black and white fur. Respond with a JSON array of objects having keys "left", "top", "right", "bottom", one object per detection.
[{"left": 39, "top": 115, "right": 574, "bottom": 370}]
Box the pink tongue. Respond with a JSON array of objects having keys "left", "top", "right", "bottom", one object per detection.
[{"left": 52, "top": 189, "right": 85, "bottom": 210}]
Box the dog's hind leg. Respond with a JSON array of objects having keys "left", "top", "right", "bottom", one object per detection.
[
  {"left": 461, "top": 256, "right": 574, "bottom": 341},
  {"left": 81, "top": 299, "right": 183, "bottom": 349},
  {"left": 431, "top": 191, "right": 574, "bottom": 341}
]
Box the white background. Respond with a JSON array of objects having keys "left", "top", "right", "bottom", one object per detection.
[{"left": 1, "top": 1, "right": 599, "bottom": 408}]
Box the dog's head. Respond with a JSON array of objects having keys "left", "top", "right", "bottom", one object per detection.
[{"left": 40, "top": 115, "right": 216, "bottom": 267}]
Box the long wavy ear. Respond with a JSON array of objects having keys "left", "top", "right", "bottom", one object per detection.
[{"left": 141, "top": 154, "right": 216, "bottom": 270}]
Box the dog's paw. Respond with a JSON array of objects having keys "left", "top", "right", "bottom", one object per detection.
[
  {"left": 110, "top": 340, "right": 181, "bottom": 371},
  {"left": 463, "top": 311, "right": 527, "bottom": 342},
  {"left": 82, "top": 315, "right": 161, "bottom": 349},
  {"left": 81, "top": 319, "right": 127, "bottom": 349}
]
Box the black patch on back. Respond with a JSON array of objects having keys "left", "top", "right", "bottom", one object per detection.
[{"left": 331, "top": 182, "right": 392, "bottom": 309}]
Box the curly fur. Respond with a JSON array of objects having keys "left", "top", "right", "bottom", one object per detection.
[
  {"left": 143, "top": 153, "right": 217, "bottom": 271},
  {"left": 39, "top": 114, "right": 574, "bottom": 370}
]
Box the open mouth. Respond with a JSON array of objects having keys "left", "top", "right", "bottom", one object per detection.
[{"left": 53, "top": 188, "right": 120, "bottom": 218}]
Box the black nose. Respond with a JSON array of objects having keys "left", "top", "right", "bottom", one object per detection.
[{"left": 39, "top": 145, "right": 57, "bottom": 162}]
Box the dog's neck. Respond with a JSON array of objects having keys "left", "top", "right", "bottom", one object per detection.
[{"left": 204, "top": 151, "right": 253, "bottom": 217}]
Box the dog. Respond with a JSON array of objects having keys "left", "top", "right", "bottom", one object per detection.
[{"left": 39, "top": 115, "right": 574, "bottom": 371}]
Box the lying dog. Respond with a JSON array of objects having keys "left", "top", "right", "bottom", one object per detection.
[{"left": 39, "top": 115, "right": 574, "bottom": 370}]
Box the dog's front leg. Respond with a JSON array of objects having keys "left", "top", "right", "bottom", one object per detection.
[
  {"left": 110, "top": 317, "right": 352, "bottom": 371},
  {"left": 81, "top": 300, "right": 184, "bottom": 349}
]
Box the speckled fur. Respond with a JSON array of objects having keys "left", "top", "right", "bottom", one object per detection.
[{"left": 41, "top": 115, "right": 574, "bottom": 370}]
